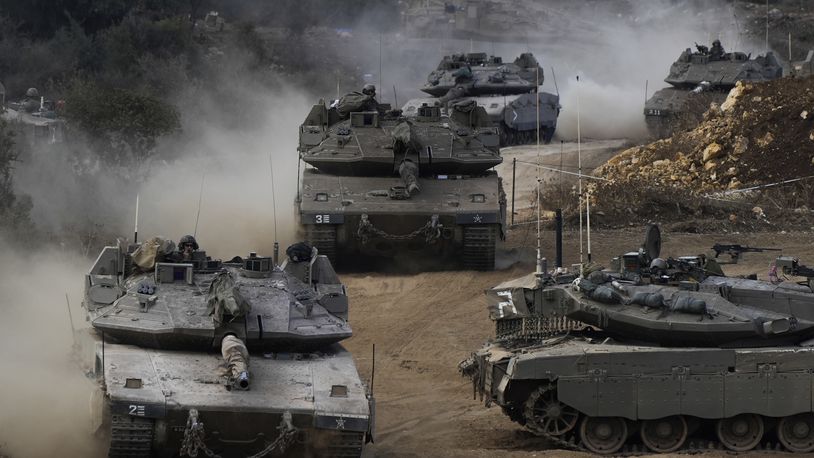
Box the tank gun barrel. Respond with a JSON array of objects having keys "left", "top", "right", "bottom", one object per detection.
[{"left": 221, "top": 335, "right": 250, "bottom": 390}]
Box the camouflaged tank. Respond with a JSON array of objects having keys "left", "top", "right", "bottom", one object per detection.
[
  {"left": 78, "top": 238, "right": 374, "bottom": 457},
  {"left": 644, "top": 41, "right": 782, "bottom": 137},
  {"left": 298, "top": 92, "right": 506, "bottom": 270},
  {"left": 402, "top": 52, "right": 560, "bottom": 146},
  {"left": 461, "top": 226, "right": 814, "bottom": 454}
]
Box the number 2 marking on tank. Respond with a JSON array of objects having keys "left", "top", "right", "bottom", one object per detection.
[{"left": 128, "top": 404, "right": 146, "bottom": 416}]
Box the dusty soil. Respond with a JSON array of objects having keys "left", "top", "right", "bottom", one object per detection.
[{"left": 345, "top": 227, "right": 814, "bottom": 457}]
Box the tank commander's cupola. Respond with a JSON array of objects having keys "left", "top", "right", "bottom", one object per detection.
[
  {"left": 241, "top": 252, "right": 275, "bottom": 278},
  {"left": 416, "top": 103, "right": 441, "bottom": 122}
]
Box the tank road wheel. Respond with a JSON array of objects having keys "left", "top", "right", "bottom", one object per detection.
[
  {"left": 523, "top": 385, "right": 579, "bottom": 437},
  {"left": 778, "top": 413, "right": 814, "bottom": 453},
  {"left": 462, "top": 225, "right": 496, "bottom": 271},
  {"left": 579, "top": 416, "right": 628, "bottom": 455},
  {"left": 716, "top": 413, "right": 764, "bottom": 452},
  {"left": 108, "top": 414, "right": 154, "bottom": 458},
  {"left": 305, "top": 225, "right": 337, "bottom": 264},
  {"left": 640, "top": 415, "right": 688, "bottom": 453}
]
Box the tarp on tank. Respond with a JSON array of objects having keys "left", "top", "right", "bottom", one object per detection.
[
  {"left": 131, "top": 236, "right": 176, "bottom": 271},
  {"left": 486, "top": 272, "right": 536, "bottom": 319},
  {"left": 207, "top": 271, "right": 251, "bottom": 324}
]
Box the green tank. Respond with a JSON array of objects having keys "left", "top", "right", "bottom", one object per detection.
[
  {"left": 298, "top": 89, "right": 506, "bottom": 270},
  {"left": 78, "top": 238, "right": 374, "bottom": 457},
  {"left": 644, "top": 41, "right": 782, "bottom": 137},
  {"left": 402, "top": 52, "right": 560, "bottom": 146},
  {"left": 462, "top": 226, "right": 814, "bottom": 454}
]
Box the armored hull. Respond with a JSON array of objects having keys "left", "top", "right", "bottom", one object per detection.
[
  {"left": 298, "top": 95, "right": 505, "bottom": 270},
  {"left": 469, "top": 337, "right": 814, "bottom": 454},
  {"left": 462, "top": 226, "right": 814, "bottom": 453},
  {"left": 404, "top": 52, "right": 560, "bottom": 146},
  {"left": 644, "top": 44, "right": 782, "bottom": 138},
  {"left": 82, "top": 337, "right": 370, "bottom": 458},
  {"left": 300, "top": 169, "right": 503, "bottom": 270},
  {"left": 81, "top": 241, "right": 373, "bottom": 457}
]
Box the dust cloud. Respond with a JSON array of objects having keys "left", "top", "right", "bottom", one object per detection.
[
  {"left": 133, "top": 79, "right": 313, "bottom": 259},
  {"left": 0, "top": 241, "right": 103, "bottom": 458}
]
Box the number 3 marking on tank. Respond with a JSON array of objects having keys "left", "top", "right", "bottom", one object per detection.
[
  {"left": 315, "top": 215, "right": 331, "bottom": 224},
  {"left": 128, "top": 404, "right": 146, "bottom": 416},
  {"left": 496, "top": 290, "right": 517, "bottom": 318}
]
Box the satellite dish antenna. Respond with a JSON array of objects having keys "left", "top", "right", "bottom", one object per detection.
[{"left": 642, "top": 224, "right": 662, "bottom": 263}]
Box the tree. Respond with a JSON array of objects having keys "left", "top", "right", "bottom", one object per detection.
[{"left": 0, "top": 118, "right": 35, "bottom": 243}]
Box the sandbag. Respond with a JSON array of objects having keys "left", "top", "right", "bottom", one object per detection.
[
  {"left": 131, "top": 236, "right": 175, "bottom": 271},
  {"left": 630, "top": 291, "right": 665, "bottom": 308},
  {"left": 207, "top": 272, "right": 251, "bottom": 324}
]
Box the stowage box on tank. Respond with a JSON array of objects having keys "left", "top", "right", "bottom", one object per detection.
[
  {"left": 79, "top": 237, "right": 374, "bottom": 457},
  {"left": 462, "top": 226, "right": 814, "bottom": 454},
  {"left": 298, "top": 90, "right": 506, "bottom": 270},
  {"left": 402, "top": 52, "right": 560, "bottom": 146}
]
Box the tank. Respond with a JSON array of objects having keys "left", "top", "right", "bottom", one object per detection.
[
  {"left": 402, "top": 52, "right": 560, "bottom": 146},
  {"left": 644, "top": 41, "right": 782, "bottom": 137},
  {"left": 298, "top": 92, "right": 506, "bottom": 270},
  {"left": 78, "top": 238, "right": 374, "bottom": 457},
  {"left": 461, "top": 226, "right": 814, "bottom": 454},
  {"left": 0, "top": 83, "right": 64, "bottom": 144}
]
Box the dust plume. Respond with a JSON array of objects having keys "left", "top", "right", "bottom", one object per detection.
[
  {"left": 0, "top": 241, "right": 103, "bottom": 458},
  {"left": 132, "top": 78, "right": 313, "bottom": 259}
]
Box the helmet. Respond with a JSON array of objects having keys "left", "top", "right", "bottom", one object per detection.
[
  {"left": 179, "top": 234, "right": 199, "bottom": 250},
  {"left": 25, "top": 87, "right": 39, "bottom": 98},
  {"left": 712, "top": 39, "right": 721, "bottom": 46},
  {"left": 361, "top": 84, "right": 376, "bottom": 96},
  {"left": 650, "top": 258, "right": 668, "bottom": 270}
]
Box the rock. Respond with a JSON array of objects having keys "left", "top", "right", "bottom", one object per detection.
[
  {"left": 752, "top": 96, "right": 763, "bottom": 102},
  {"left": 732, "top": 136, "right": 749, "bottom": 156},
  {"left": 702, "top": 143, "right": 723, "bottom": 162},
  {"left": 756, "top": 131, "right": 774, "bottom": 147},
  {"left": 728, "top": 178, "right": 741, "bottom": 189},
  {"left": 704, "top": 160, "right": 717, "bottom": 171},
  {"left": 721, "top": 82, "right": 749, "bottom": 112},
  {"left": 802, "top": 110, "right": 809, "bottom": 120},
  {"left": 652, "top": 159, "right": 671, "bottom": 167},
  {"left": 729, "top": 214, "right": 738, "bottom": 223},
  {"left": 753, "top": 206, "right": 765, "bottom": 218}
]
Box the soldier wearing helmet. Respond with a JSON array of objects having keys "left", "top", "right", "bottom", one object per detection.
[
  {"left": 21, "top": 87, "right": 40, "bottom": 113},
  {"left": 361, "top": 83, "right": 376, "bottom": 97},
  {"left": 710, "top": 39, "right": 725, "bottom": 60},
  {"left": 169, "top": 234, "right": 200, "bottom": 262}
]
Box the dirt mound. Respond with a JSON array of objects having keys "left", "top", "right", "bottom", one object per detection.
[{"left": 581, "top": 77, "right": 814, "bottom": 230}]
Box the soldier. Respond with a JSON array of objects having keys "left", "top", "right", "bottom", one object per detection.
[
  {"left": 21, "top": 87, "right": 39, "bottom": 113},
  {"left": 169, "top": 234, "right": 199, "bottom": 262},
  {"left": 710, "top": 39, "right": 725, "bottom": 60}
]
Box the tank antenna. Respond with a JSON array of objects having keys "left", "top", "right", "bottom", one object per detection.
[
  {"left": 577, "top": 75, "right": 584, "bottom": 264},
  {"left": 551, "top": 66, "right": 559, "bottom": 96},
  {"left": 269, "top": 153, "right": 279, "bottom": 263},
  {"left": 535, "top": 63, "right": 542, "bottom": 276},
  {"left": 65, "top": 293, "right": 76, "bottom": 346},
  {"left": 133, "top": 193, "right": 139, "bottom": 244},
  {"left": 379, "top": 34, "right": 383, "bottom": 100},
  {"left": 193, "top": 173, "right": 205, "bottom": 238},
  {"left": 392, "top": 85, "right": 398, "bottom": 109},
  {"left": 370, "top": 343, "right": 376, "bottom": 397},
  {"left": 765, "top": 0, "right": 769, "bottom": 54}
]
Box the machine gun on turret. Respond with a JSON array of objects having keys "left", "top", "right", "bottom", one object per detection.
[
  {"left": 712, "top": 243, "right": 780, "bottom": 264},
  {"left": 775, "top": 256, "right": 814, "bottom": 289}
]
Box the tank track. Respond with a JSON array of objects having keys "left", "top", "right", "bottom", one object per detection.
[
  {"left": 499, "top": 124, "right": 554, "bottom": 146},
  {"left": 462, "top": 225, "right": 497, "bottom": 271},
  {"left": 108, "top": 415, "right": 154, "bottom": 458},
  {"left": 520, "top": 385, "right": 810, "bottom": 456},
  {"left": 305, "top": 225, "right": 338, "bottom": 264}
]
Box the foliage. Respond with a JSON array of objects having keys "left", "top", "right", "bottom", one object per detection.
[
  {"left": 63, "top": 81, "right": 181, "bottom": 164},
  {"left": 0, "top": 119, "right": 35, "bottom": 243}
]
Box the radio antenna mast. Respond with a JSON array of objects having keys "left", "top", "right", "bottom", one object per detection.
[
  {"left": 193, "top": 173, "right": 205, "bottom": 238},
  {"left": 269, "top": 153, "right": 280, "bottom": 263},
  {"left": 535, "top": 64, "right": 542, "bottom": 276},
  {"left": 577, "top": 75, "right": 583, "bottom": 264},
  {"left": 133, "top": 193, "right": 140, "bottom": 244}
]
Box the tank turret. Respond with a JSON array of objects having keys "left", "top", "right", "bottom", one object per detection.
[
  {"left": 298, "top": 89, "right": 506, "bottom": 270},
  {"left": 644, "top": 41, "right": 783, "bottom": 137},
  {"left": 462, "top": 226, "right": 814, "bottom": 454},
  {"left": 79, "top": 239, "right": 373, "bottom": 457},
  {"left": 403, "top": 52, "right": 560, "bottom": 146}
]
